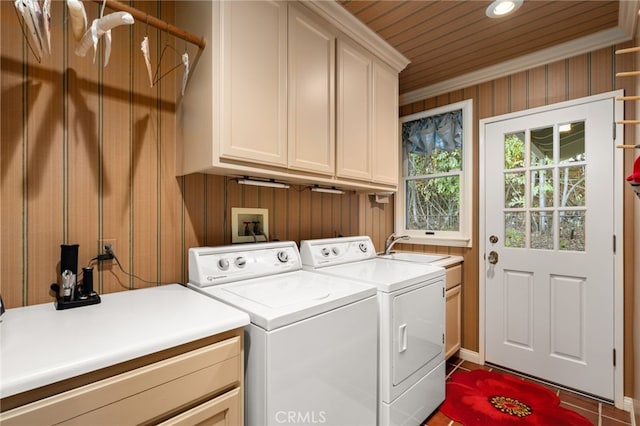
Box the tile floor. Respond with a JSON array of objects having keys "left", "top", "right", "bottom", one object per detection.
[{"left": 422, "top": 357, "right": 632, "bottom": 426}]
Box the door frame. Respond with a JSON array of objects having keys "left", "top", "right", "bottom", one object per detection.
[{"left": 478, "top": 90, "right": 625, "bottom": 408}]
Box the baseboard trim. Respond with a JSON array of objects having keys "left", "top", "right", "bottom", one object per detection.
[
  {"left": 457, "top": 348, "right": 481, "bottom": 365},
  {"left": 628, "top": 396, "right": 638, "bottom": 426}
]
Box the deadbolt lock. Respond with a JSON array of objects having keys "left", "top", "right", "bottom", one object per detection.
[{"left": 489, "top": 235, "right": 498, "bottom": 244}]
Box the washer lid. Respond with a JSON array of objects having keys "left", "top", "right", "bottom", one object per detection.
[
  {"left": 306, "top": 258, "right": 444, "bottom": 292},
  {"left": 189, "top": 270, "right": 376, "bottom": 330}
]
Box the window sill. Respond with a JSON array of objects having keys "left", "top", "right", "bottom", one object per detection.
[{"left": 402, "top": 236, "right": 471, "bottom": 248}]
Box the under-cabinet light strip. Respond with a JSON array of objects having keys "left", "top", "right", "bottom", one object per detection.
[
  {"left": 237, "top": 178, "right": 290, "bottom": 189},
  {"left": 311, "top": 186, "right": 345, "bottom": 195}
]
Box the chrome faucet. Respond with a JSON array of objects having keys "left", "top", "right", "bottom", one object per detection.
[{"left": 384, "top": 233, "right": 410, "bottom": 255}]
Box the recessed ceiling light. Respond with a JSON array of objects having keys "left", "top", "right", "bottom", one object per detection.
[{"left": 486, "top": 0, "right": 523, "bottom": 18}]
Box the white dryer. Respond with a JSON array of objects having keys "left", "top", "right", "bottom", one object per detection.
[
  {"left": 188, "top": 241, "right": 378, "bottom": 426},
  {"left": 300, "top": 236, "right": 446, "bottom": 426}
]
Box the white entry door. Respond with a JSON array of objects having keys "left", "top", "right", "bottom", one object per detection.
[{"left": 483, "top": 96, "right": 616, "bottom": 400}]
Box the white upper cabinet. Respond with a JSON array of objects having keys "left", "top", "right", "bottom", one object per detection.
[
  {"left": 336, "top": 38, "right": 372, "bottom": 181},
  {"left": 176, "top": 1, "right": 409, "bottom": 191},
  {"left": 372, "top": 60, "right": 399, "bottom": 185},
  {"left": 287, "top": 5, "right": 336, "bottom": 175},
  {"left": 336, "top": 39, "right": 399, "bottom": 185},
  {"left": 220, "top": 1, "right": 288, "bottom": 167}
]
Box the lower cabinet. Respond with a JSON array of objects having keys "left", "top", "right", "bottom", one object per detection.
[
  {"left": 0, "top": 329, "right": 244, "bottom": 426},
  {"left": 158, "top": 388, "right": 240, "bottom": 426},
  {"left": 445, "top": 264, "right": 462, "bottom": 359}
]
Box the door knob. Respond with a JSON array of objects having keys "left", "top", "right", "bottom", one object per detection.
[{"left": 488, "top": 251, "right": 499, "bottom": 265}]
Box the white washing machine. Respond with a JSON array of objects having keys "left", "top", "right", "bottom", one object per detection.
[
  {"left": 300, "top": 236, "right": 446, "bottom": 426},
  {"left": 188, "top": 241, "right": 378, "bottom": 426}
]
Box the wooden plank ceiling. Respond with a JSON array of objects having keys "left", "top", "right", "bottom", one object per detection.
[{"left": 338, "top": 1, "right": 620, "bottom": 95}]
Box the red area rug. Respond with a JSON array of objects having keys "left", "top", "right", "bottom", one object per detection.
[{"left": 440, "top": 369, "right": 592, "bottom": 425}]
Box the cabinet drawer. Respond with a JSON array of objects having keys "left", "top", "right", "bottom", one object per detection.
[
  {"left": 1, "top": 337, "right": 241, "bottom": 426},
  {"left": 445, "top": 264, "right": 462, "bottom": 290},
  {"left": 158, "top": 387, "right": 240, "bottom": 426}
]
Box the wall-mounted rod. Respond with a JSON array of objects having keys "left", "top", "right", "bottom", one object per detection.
[
  {"left": 617, "top": 144, "right": 640, "bottom": 149},
  {"left": 615, "top": 46, "right": 640, "bottom": 55},
  {"left": 617, "top": 96, "right": 640, "bottom": 101},
  {"left": 91, "top": 0, "right": 206, "bottom": 49},
  {"left": 616, "top": 120, "right": 640, "bottom": 124},
  {"left": 616, "top": 71, "right": 640, "bottom": 77}
]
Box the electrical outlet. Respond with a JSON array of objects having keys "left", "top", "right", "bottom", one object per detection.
[{"left": 98, "top": 239, "right": 116, "bottom": 259}]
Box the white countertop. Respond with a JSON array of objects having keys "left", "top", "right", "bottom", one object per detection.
[
  {"left": 430, "top": 255, "right": 464, "bottom": 268},
  {"left": 0, "top": 284, "right": 250, "bottom": 399},
  {"left": 383, "top": 251, "right": 464, "bottom": 268}
]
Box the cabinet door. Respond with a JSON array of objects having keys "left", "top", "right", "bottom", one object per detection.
[
  {"left": 220, "top": 1, "right": 287, "bottom": 167},
  {"left": 445, "top": 285, "right": 462, "bottom": 359},
  {"left": 372, "top": 60, "right": 399, "bottom": 185},
  {"left": 336, "top": 38, "right": 372, "bottom": 181},
  {"left": 288, "top": 5, "right": 335, "bottom": 175}
]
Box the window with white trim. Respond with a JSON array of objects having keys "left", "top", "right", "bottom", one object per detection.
[{"left": 397, "top": 100, "right": 473, "bottom": 247}]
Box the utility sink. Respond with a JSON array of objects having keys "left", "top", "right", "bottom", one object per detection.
[{"left": 379, "top": 252, "right": 449, "bottom": 263}]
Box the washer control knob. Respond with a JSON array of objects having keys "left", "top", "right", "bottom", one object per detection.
[
  {"left": 277, "top": 251, "right": 289, "bottom": 263},
  {"left": 235, "top": 257, "right": 247, "bottom": 268},
  {"left": 321, "top": 247, "right": 330, "bottom": 257},
  {"left": 218, "top": 258, "right": 229, "bottom": 271},
  {"left": 331, "top": 247, "right": 340, "bottom": 256},
  {"left": 358, "top": 242, "right": 368, "bottom": 253}
]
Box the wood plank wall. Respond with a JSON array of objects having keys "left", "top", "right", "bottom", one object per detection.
[
  {"left": 2, "top": 0, "right": 177, "bottom": 306},
  {"left": 1, "top": 0, "right": 636, "bottom": 397},
  {"left": 0, "top": 1, "right": 364, "bottom": 310},
  {"left": 395, "top": 43, "right": 638, "bottom": 396}
]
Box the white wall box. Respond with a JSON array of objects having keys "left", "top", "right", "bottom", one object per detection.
[{"left": 177, "top": 0, "right": 409, "bottom": 192}]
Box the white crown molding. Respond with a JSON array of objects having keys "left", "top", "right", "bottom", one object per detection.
[
  {"left": 400, "top": 26, "right": 632, "bottom": 106},
  {"left": 619, "top": 0, "right": 639, "bottom": 39},
  {"left": 303, "top": 1, "right": 410, "bottom": 73}
]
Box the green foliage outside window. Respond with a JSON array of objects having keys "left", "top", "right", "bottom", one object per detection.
[{"left": 406, "top": 144, "right": 462, "bottom": 232}]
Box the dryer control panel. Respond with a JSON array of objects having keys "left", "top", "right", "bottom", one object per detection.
[
  {"left": 189, "top": 241, "right": 301, "bottom": 286},
  {"left": 299, "top": 236, "right": 377, "bottom": 268}
]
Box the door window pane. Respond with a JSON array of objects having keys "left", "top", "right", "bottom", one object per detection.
[
  {"left": 505, "top": 172, "right": 525, "bottom": 208},
  {"left": 531, "top": 211, "right": 554, "bottom": 250},
  {"left": 505, "top": 212, "right": 525, "bottom": 248},
  {"left": 559, "top": 121, "right": 585, "bottom": 163},
  {"left": 559, "top": 210, "right": 585, "bottom": 251},
  {"left": 531, "top": 169, "right": 554, "bottom": 208},
  {"left": 504, "top": 132, "right": 525, "bottom": 169},
  {"left": 531, "top": 127, "right": 554, "bottom": 166},
  {"left": 500, "top": 120, "right": 590, "bottom": 252},
  {"left": 559, "top": 166, "right": 586, "bottom": 207}
]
